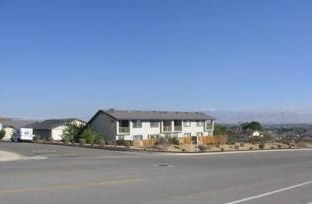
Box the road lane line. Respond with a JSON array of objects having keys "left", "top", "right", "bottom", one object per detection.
[
  {"left": 0, "top": 178, "right": 142, "bottom": 195},
  {"left": 223, "top": 180, "right": 312, "bottom": 204}
]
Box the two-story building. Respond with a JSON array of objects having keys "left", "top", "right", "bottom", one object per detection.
[{"left": 85, "top": 109, "right": 215, "bottom": 141}]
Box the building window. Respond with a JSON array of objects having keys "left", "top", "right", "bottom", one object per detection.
[
  {"left": 184, "top": 121, "right": 191, "bottom": 127},
  {"left": 133, "top": 135, "right": 143, "bottom": 141},
  {"left": 132, "top": 120, "right": 142, "bottom": 128},
  {"left": 196, "top": 121, "right": 204, "bottom": 127},
  {"left": 149, "top": 134, "right": 159, "bottom": 139},
  {"left": 150, "top": 121, "right": 159, "bottom": 128}
]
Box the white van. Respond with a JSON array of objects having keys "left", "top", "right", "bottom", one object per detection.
[{"left": 12, "top": 128, "right": 35, "bottom": 142}]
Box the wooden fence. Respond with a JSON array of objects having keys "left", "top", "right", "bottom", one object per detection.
[{"left": 141, "top": 135, "right": 228, "bottom": 147}]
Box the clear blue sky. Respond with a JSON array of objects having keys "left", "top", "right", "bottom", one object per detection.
[{"left": 1, "top": 0, "right": 311, "bottom": 119}]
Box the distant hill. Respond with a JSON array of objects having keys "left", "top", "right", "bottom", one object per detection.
[{"left": 206, "top": 111, "right": 312, "bottom": 124}]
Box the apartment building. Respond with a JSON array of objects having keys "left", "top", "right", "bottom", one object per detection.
[{"left": 85, "top": 109, "right": 215, "bottom": 141}]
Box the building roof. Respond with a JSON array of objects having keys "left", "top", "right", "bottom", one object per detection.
[
  {"left": 100, "top": 109, "right": 215, "bottom": 120},
  {"left": 28, "top": 118, "right": 85, "bottom": 130},
  {"left": 1, "top": 119, "right": 39, "bottom": 129}
]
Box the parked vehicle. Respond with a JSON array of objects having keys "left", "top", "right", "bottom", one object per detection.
[{"left": 12, "top": 128, "right": 35, "bottom": 142}]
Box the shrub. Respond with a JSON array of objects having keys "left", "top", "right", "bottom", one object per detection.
[
  {"left": 234, "top": 145, "right": 239, "bottom": 150},
  {"left": 240, "top": 143, "right": 245, "bottom": 147},
  {"left": 249, "top": 147, "right": 253, "bottom": 150},
  {"left": 63, "top": 123, "right": 85, "bottom": 143},
  {"left": 277, "top": 144, "right": 282, "bottom": 149},
  {"left": 220, "top": 148, "right": 225, "bottom": 152},
  {"left": 80, "top": 127, "right": 102, "bottom": 144},
  {"left": 98, "top": 139, "right": 105, "bottom": 146},
  {"left": 191, "top": 136, "right": 198, "bottom": 144},
  {"left": 0, "top": 130, "right": 5, "bottom": 140},
  {"left": 79, "top": 138, "right": 86, "bottom": 145},
  {"left": 33, "top": 135, "right": 40, "bottom": 142},
  {"left": 182, "top": 149, "right": 186, "bottom": 152},
  {"left": 198, "top": 145, "right": 206, "bottom": 152},
  {"left": 116, "top": 140, "right": 133, "bottom": 147},
  {"left": 154, "top": 137, "right": 168, "bottom": 145},
  {"left": 168, "top": 137, "right": 179, "bottom": 145},
  {"left": 271, "top": 146, "right": 275, "bottom": 149},
  {"left": 259, "top": 143, "right": 265, "bottom": 149}
]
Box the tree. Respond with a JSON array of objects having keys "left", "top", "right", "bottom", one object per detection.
[
  {"left": 214, "top": 124, "right": 228, "bottom": 136},
  {"left": 63, "top": 123, "right": 84, "bottom": 143},
  {"left": 0, "top": 129, "right": 5, "bottom": 140},
  {"left": 241, "top": 121, "right": 262, "bottom": 132}
]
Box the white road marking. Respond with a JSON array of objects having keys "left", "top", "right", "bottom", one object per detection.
[{"left": 223, "top": 180, "right": 312, "bottom": 204}]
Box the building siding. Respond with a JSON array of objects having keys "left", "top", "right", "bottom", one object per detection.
[{"left": 88, "top": 112, "right": 117, "bottom": 140}]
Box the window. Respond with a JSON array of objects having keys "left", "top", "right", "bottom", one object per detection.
[
  {"left": 132, "top": 120, "right": 142, "bottom": 128},
  {"left": 149, "top": 134, "right": 159, "bottom": 139},
  {"left": 196, "top": 121, "right": 204, "bottom": 127},
  {"left": 184, "top": 121, "right": 191, "bottom": 127},
  {"left": 133, "top": 135, "right": 143, "bottom": 141},
  {"left": 150, "top": 121, "right": 159, "bottom": 128}
]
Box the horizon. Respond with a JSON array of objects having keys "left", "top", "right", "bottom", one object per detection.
[{"left": 1, "top": 0, "right": 311, "bottom": 119}]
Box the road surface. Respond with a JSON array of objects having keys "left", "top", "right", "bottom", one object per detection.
[{"left": 0, "top": 142, "right": 312, "bottom": 204}]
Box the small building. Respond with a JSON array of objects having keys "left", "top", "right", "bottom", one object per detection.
[
  {"left": 84, "top": 109, "right": 215, "bottom": 141},
  {"left": 29, "top": 118, "right": 85, "bottom": 141}
]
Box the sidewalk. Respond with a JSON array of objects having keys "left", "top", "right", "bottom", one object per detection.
[
  {"left": 163, "top": 148, "right": 312, "bottom": 156},
  {"left": 0, "top": 150, "right": 22, "bottom": 162}
]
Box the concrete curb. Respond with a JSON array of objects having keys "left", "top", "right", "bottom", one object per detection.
[{"left": 31, "top": 142, "right": 312, "bottom": 155}]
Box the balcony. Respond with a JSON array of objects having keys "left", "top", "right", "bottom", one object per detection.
[
  {"left": 174, "top": 126, "right": 182, "bottom": 131},
  {"left": 163, "top": 126, "right": 172, "bottom": 132},
  {"left": 119, "top": 127, "right": 130, "bottom": 133}
]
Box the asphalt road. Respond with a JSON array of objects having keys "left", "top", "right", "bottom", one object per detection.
[{"left": 0, "top": 142, "right": 312, "bottom": 204}]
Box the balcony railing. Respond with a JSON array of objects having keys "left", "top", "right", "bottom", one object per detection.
[
  {"left": 174, "top": 126, "right": 182, "bottom": 131},
  {"left": 163, "top": 126, "right": 172, "bottom": 132},
  {"left": 205, "top": 125, "right": 213, "bottom": 130},
  {"left": 119, "top": 127, "right": 130, "bottom": 133}
]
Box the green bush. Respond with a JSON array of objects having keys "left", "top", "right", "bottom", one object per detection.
[
  {"left": 168, "top": 137, "right": 179, "bottom": 145},
  {"left": 33, "top": 135, "right": 40, "bottom": 142},
  {"left": 0, "top": 130, "right": 5, "bottom": 140},
  {"left": 79, "top": 138, "right": 86, "bottom": 145},
  {"left": 63, "top": 123, "right": 85, "bottom": 143},
  {"left": 198, "top": 145, "right": 206, "bottom": 152},
  {"left": 98, "top": 139, "right": 105, "bottom": 146},
  {"left": 80, "top": 127, "right": 102, "bottom": 144}
]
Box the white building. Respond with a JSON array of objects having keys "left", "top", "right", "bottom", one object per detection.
[
  {"left": 30, "top": 118, "right": 86, "bottom": 141},
  {"left": 85, "top": 109, "right": 215, "bottom": 141}
]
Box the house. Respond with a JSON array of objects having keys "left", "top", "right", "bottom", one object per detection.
[
  {"left": 0, "top": 119, "right": 38, "bottom": 141},
  {"left": 29, "top": 118, "right": 85, "bottom": 141},
  {"left": 84, "top": 109, "right": 215, "bottom": 141}
]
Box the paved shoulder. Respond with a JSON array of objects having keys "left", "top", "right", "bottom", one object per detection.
[{"left": 0, "top": 150, "right": 22, "bottom": 162}]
